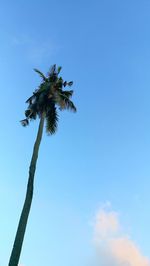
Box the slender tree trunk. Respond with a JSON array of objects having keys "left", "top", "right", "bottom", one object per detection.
[{"left": 8, "top": 113, "right": 45, "bottom": 266}]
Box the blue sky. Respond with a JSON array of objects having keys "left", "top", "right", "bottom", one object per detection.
[{"left": 0, "top": 0, "right": 150, "bottom": 265}]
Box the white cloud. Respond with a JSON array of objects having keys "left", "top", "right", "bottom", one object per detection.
[
  {"left": 94, "top": 209, "right": 119, "bottom": 239},
  {"left": 93, "top": 206, "right": 150, "bottom": 266}
]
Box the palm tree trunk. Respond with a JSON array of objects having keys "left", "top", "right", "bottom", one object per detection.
[{"left": 8, "top": 113, "right": 45, "bottom": 266}]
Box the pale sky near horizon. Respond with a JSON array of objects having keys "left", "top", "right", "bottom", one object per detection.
[{"left": 0, "top": 0, "right": 150, "bottom": 265}]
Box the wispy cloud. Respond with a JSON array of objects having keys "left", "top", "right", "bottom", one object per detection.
[{"left": 92, "top": 206, "right": 150, "bottom": 266}]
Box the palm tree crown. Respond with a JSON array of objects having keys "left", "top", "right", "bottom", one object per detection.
[{"left": 20, "top": 64, "right": 76, "bottom": 134}]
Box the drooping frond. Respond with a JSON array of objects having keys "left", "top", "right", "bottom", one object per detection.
[
  {"left": 25, "top": 109, "right": 31, "bottom": 117},
  {"left": 62, "top": 98, "right": 77, "bottom": 112},
  {"left": 60, "top": 90, "right": 74, "bottom": 98},
  {"left": 25, "top": 108, "right": 37, "bottom": 120},
  {"left": 20, "top": 119, "right": 29, "bottom": 127},
  {"left": 55, "top": 90, "right": 76, "bottom": 112},
  {"left": 45, "top": 105, "right": 59, "bottom": 134},
  {"left": 34, "top": 69, "right": 47, "bottom": 81},
  {"left": 25, "top": 94, "right": 36, "bottom": 104}
]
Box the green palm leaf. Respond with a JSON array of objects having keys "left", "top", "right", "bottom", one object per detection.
[
  {"left": 63, "top": 98, "right": 76, "bottom": 112},
  {"left": 25, "top": 94, "right": 36, "bottom": 104},
  {"left": 34, "top": 68, "right": 47, "bottom": 81},
  {"left": 46, "top": 106, "right": 59, "bottom": 134},
  {"left": 20, "top": 119, "right": 29, "bottom": 127},
  {"left": 57, "top": 66, "right": 62, "bottom": 74},
  {"left": 56, "top": 91, "right": 76, "bottom": 112}
]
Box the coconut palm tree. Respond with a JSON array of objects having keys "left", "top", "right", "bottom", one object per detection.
[{"left": 8, "top": 65, "right": 76, "bottom": 266}]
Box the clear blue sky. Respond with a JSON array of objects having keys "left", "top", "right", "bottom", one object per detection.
[{"left": 0, "top": 0, "right": 150, "bottom": 265}]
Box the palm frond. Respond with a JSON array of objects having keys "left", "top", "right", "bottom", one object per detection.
[
  {"left": 57, "top": 66, "right": 62, "bottom": 74},
  {"left": 34, "top": 69, "right": 47, "bottom": 81},
  {"left": 60, "top": 90, "right": 74, "bottom": 98},
  {"left": 67, "top": 81, "right": 73, "bottom": 86},
  {"left": 46, "top": 106, "right": 59, "bottom": 134},
  {"left": 25, "top": 109, "right": 37, "bottom": 120},
  {"left": 56, "top": 91, "right": 76, "bottom": 112},
  {"left": 48, "top": 64, "right": 56, "bottom": 77},
  {"left": 25, "top": 109, "right": 32, "bottom": 118},
  {"left": 36, "top": 82, "right": 50, "bottom": 95},
  {"left": 29, "top": 112, "right": 37, "bottom": 120},
  {"left": 63, "top": 81, "right": 73, "bottom": 87},
  {"left": 20, "top": 119, "right": 29, "bottom": 127},
  {"left": 56, "top": 77, "right": 63, "bottom": 89},
  {"left": 63, "top": 98, "right": 77, "bottom": 112},
  {"left": 25, "top": 94, "right": 36, "bottom": 104}
]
